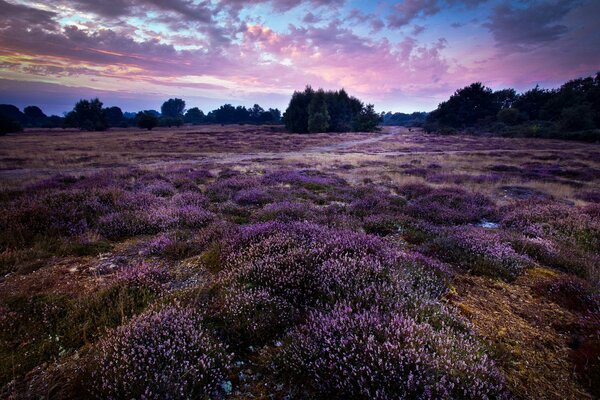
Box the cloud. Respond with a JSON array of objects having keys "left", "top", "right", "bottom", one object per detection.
[
  {"left": 387, "top": 0, "right": 440, "bottom": 28},
  {"left": 485, "top": 0, "right": 578, "bottom": 51},
  {"left": 0, "top": 0, "right": 57, "bottom": 28}
]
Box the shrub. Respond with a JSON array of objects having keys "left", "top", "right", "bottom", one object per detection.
[
  {"left": 403, "top": 186, "right": 496, "bottom": 225},
  {"left": 218, "top": 222, "right": 400, "bottom": 308},
  {"left": 427, "top": 227, "right": 528, "bottom": 280},
  {"left": 216, "top": 285, "right": 296, "bottom": 347},
  {"left": 91, "top": 306, "right": 231, "bottom": 399},
  {"left": 279, "top": 304, "right": 507, "bottom": 399},
  {"left": 255, "top": 201, "right": 313, "bottom": 222},
  {"left": 0, "top": 115, "right": 23, "bottom": 135},
  {"left": 136, "top": 111, "right": 159, "bottom": 130}
]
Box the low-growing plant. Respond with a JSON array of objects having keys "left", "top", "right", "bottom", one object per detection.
[
  {"left": 91, "top": 306, "right": 231, "bottom": 399},
  {"left": 278, "top": 304, "right": 508, "bottom": 399}
]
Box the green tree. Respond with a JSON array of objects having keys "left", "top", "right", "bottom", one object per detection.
[
  {"left": 307, "top": 89, "right": 330, "bottom": 133},
  {"left": 354, "top": 104, "right": 381, "bottom": 131},
  {"left": 283, "top": 86, "right": 314, "bottom": 133}
]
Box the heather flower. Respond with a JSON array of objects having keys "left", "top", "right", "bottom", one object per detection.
[
  {"left": 279, "top": 304, "right": 508, "bottom": 399},
  {"left": 92, "top": 306, "right": 231, "bottom": 399},
  {"left": 403, "top": 186, "right": 496, "bottom": 225},
  {"left": 217, "top": 285, "right": 297, "bottom": 346},
  {"left": 175, "top": 205, "right": 214, "bottom": 228},
  {"left": 233, "top": 187, "right": 274, "bottom": 206},
  {"left": 427, "top": 227, "right": 529, "bottom": 280},
  {"left": 255, "top": 201, "right": 312, "bottom": 222}
]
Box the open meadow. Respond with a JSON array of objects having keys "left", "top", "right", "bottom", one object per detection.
[{"left": 1, "top": 126, "right": 599, "bottom": 399}]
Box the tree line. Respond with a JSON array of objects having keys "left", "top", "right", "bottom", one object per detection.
[
  {"left": 0, "top": 98, "right": 282, "bottom": 134},
  {"left": 425, "top": 73, "right": 600, "bottom": 142},
  {"left": 381, "top": 111, "right": 428, "bottom": 127},
  {"left": 282, "top": 87, "right": 381, "bottom": 133}
]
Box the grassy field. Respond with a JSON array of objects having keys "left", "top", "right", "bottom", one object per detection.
[{"left": 1, "top": 125, "right": 599, "bottom": 399}]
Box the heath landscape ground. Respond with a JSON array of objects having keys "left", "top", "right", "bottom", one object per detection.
[{"left": 0, "top": 126, "right": 599, "bottom": 399}]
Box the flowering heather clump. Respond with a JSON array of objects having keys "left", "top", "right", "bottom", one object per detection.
[
  {"left": 233, "top": 187, "right": 274, "bottom": 206},
  {"left": 205, "top": 175, "right": 259, "bottom": 202},
  {"left": 403, "top": 186, "right": 496, "bottom": 225},
  {"left": 262, "top": 170, "right": 343, "bottom": 189},
  {"left": 279, "top": 304, "right": 507, "bottom": 400},
  {"left": 98, "top": 210, "right": 168, "bottom": 240},
  {"left": 218, "top": 222, "right": 399, "bottom": 308},
  {"left": 144, "top": 180, "right": 176, "bottom": 197},
  {"left": 171, "top": 191, "right": 209, "bottom": 208},
  {"left": 175, "top": 205, "right": 214, "bottom": 228},
  {"left": 427, "top": 227, "right": 528, "bottom": 280},
  {"left": 115, "top": 263, "right": 169, "bottom": 293},
  {"left": 217, "top": 285, "right": 297, "bottom": 346},
  {"left": 255, "top": 201, "right": 313, "bottom": 222},
  {"left": 92, "top": 306, "right": 231, "bottom": 399},
  {"left": 501, "top": 201, "right": 600, "bottom": 251}
]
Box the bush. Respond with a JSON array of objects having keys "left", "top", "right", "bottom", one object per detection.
[
  {"left": 402, "top": 186, "right": 495, "bottom": 225},
  {"left": 427, "top": 227, "right": 528, "bottom": 280},
  {"left": 136, "top": 111, "right": 160, "bottom": 130},
  {"left": 279, "top": 304, "right": 508, "bottom": 399},
  {"left": 0, "top": 115, "right": 23, "bottom": 135},
  {"left": 91, "top": 306, "right": 231, "bottom": 399}
]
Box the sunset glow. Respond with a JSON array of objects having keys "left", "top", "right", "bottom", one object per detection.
[{"left": 0, "top": 0, "right": 598, "bottom": 114}]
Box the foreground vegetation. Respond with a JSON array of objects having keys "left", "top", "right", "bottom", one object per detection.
[{"left": 0, "top": 126, "right": 598, "bottom": 399}]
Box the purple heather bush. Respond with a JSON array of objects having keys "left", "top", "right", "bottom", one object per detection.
[
  {"left": 402, "top": 185, "right": 496, "bottom": 225},
  {"left": 206, "top": 175, "right": 260, "bottom": 202},
  {"left": 171, "top": 191, "right": 209, "bottom": 208},
  {"left": 262, "top": 170, "right": 343, "bottom": 189},
  {"left": 218, "top": 222, "right": 403, "bottom": 308},
  {"left": 279, "top": 304, "right": 507, "bottom": 400},
  {"left": 426, "top": 226, "right": 529, "bottom": 280},
  {"left": 216, "top": 285, "right": 297, "bottom": 346},
  {"left": 92, "top": 306, "right": 231, "bottom": 399},
  {"left": 144, "top": 180, "right": 176, "bottom": 197},
  {"left": 501, "top": 200, "right": 600, "bottom": 252},
  {"left": 255, "top": 201, "right": 313, "bottom": 222},
  {"left": 175, "top": 205, "right": 214, "bottom": 228},
  {"left": 233, "top": 187, "right": 274, "bottom": 206}
]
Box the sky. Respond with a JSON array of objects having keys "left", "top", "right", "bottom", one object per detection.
[{"left": 0, "top": 0, "right": 598, "bottom": 115}]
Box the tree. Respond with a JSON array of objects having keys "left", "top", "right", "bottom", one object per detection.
[
  {"left": 283, "top": 86, "right": 314, "bottom": 133},
  {"left": 161, "top": 98, "right": 186, "bottom": 118},
  {"left": 512, "top": 86, "right": 553, "bottom": 121},
  {"left": 0, "top": 104, "right": 25, "bottom": 124},
  {"left": 427, "top": 83, "right": 499, "bottom": 129},
  {"left": 136, "top": 111, "right": 159, "bottom": 130},
  {"left": 497, "top": 108, "right": 524, "bottom": 126},
  {"left": 103, "top": 106, "right": 125, "bottom": 128},
  {"left": 23, "top": 106, "right": 47, "bottom": 127},
  {"left": 65, "top": 98, "right": 108, "bottom": 131},
  {"left": 0, "top": 115, "right": 23, "bottom": 135},
  {"left": 354, "top": 104, "right": 381, "bottom": 131},
  {"left": 185, "top": 107, "right": 205, "bottom": 125},
  {"left": 560, "top": 104, "right": 595, "bottom": 131},
  {"left": 307, "top": 89, "right": 330, "bottom": 133}
]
